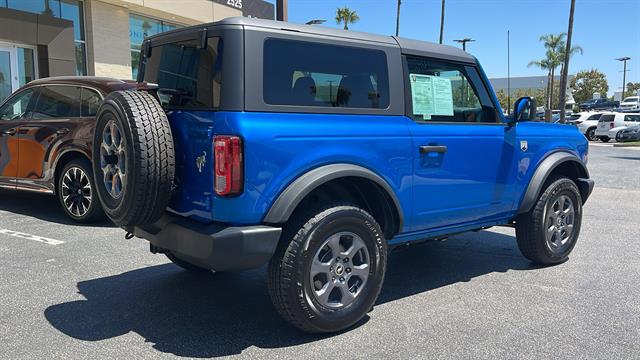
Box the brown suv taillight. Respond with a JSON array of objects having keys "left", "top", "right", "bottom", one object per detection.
[{"left": 214, "top": 135, "right": 243, "bottom": 196}]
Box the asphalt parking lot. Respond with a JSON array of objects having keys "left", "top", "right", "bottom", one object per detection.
[{"left": 1, "top": 143, "right": 639, "bottom": 359}]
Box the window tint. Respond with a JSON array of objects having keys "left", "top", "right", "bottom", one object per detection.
[
  {"left": 600, "top": 114, "right": 615, "bottom": 122},
  {"left": 0, "top": 89, "right": 34, "bottom": 121},
  {"left": 32, "top": 86, "right": 81, "bottom": 119},
  {"left": 587, "top": 114, "right": 601, "bottom": 120},
  {"left": 263, "top": 39, "right": 390, "bottom": 109},
  {"left": 625, "top": 115, "right": 640, "bottom": 122},
  {"left": 142, "top": 37, "right": 222, "bottom": 109},
  {"left": 81, "top": 88, "right": 101, "bottom": 117},
  {"left": 406, "top": 56, "right": 496, "bottom": 123}
]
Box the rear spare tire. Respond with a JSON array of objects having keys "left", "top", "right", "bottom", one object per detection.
[{"left": 92, "top": 90, "right": 175, "bottom": 227}]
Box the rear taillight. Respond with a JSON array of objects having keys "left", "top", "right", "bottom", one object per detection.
[
  {"left": 610, "top": 123, "right": 615, "bottom": 129},
  {"left": 214, "top": 135, "right": 243, "bottom": 196}
]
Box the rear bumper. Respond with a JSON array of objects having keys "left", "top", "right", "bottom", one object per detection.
[{"left": 131, "top": 214, "right": 282, "bottom": 272}]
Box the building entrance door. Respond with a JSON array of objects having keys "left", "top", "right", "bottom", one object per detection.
[
  {"left": 0, "top": 45, "right": 18, "bottom": 104},
  {"left": 0, "top": 43, "right": 37, "bottom": 104}
]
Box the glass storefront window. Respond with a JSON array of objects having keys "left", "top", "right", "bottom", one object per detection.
[
  {"left": 17, "top": 47, "right": 36, "bottom": 87},
  {"left": 3, "top": 0, "right": 86, "bottom": 76},
  {"left": 129, "top": 14, "right": 181, "bottom": 79}
]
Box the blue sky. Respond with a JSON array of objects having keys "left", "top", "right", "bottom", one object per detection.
[{"left": 280, "top": 0, "right": 640, "bottom": 95}]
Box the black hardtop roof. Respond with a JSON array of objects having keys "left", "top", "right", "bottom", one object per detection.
[{"left": 146, "top": 17, "right": 476, "bottom": 64}]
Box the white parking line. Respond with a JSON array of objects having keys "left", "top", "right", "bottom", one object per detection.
[{"left": 0, "top": 229, "right": 65, "bottom": 246}]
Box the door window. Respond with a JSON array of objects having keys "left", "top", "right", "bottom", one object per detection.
[
  {"left": 406, "top": 56, "right": 497, "bottom": 123},
  {"left": 624, "top": 115, "right": 640, "bottom": 122},
  {"left": 0, "top": 89, "right": 34, "bottom": 120},
  {"left": 31, "top": 86, "right": 81, "bottom": 119}
]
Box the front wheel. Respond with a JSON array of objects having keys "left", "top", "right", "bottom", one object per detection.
[
  {"left": 268, "top": 204, "right": 387, "bottom": 333},
  {"left": 615, "top": 131, "right": 623, "bottom": 142},
  {"left": 516, "top": 176, "right": 582, "bottom": 265}
]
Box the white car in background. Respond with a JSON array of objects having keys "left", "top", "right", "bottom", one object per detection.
[
  {"left": 620, "top": 96, "right": 640, "bottom": 112},
  {"left": 595, "top": 112, "right": 640, "bottom": 142},
  {"left": 571, "top": 112, "right": 603, "bottom": 141}
]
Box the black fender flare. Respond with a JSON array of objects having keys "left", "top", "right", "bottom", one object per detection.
[
  {"left": 263, "top": 164, "right": 404, "bottom": 231},
  {"left": 518, "top": 151, "right": 593, "bottom": 214}
]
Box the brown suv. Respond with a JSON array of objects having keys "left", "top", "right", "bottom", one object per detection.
[{"left": 0, "top": 77, "right": 137, "bottom": 222}]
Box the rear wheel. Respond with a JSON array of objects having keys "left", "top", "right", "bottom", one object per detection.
[
  {"left": 57, "top": 159, "right": 105, "bottom": 223},
  {"left": 599, "top": 136, "right": 610, "bottom": 143},
  {"left": 516, "top": 176, "right": 582, "bottom": 265},
  {"left": 585, "top": 127, "right": 596, "bottom": 141},
  {"left": 268, "top": 204, "right": 387, "bottom": 333}
]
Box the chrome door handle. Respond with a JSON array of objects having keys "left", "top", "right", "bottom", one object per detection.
[
  {"left": 419, "top": 145, "right": 447, "bottom": 154},
  {"left": 1, "top": 128, "right": 17, "bottom": 136}
]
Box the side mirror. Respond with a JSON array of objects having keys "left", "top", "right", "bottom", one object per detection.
[{"left": 511, "top": 97, "right": 537, "bottom": 123}]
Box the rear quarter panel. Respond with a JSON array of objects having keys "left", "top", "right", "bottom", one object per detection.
[{"left": 166, "top": 111, "right": 413, "bottom": 228}]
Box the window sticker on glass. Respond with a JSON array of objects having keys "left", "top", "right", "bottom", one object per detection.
[{"left": 409, "top": 74, "right": 454, "bottom": 119}]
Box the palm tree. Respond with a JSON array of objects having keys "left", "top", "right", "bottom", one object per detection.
[
  {"left": 528, "top": 58, "right": 553, "bottom": 112},
  {"left": 335, "top": 7, "right": 359, "bottom": 30},
  {"left": 539, "top": 33, "right": 564, "bottom": 116}
]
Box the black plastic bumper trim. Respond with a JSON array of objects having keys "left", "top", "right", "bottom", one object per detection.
[{"left": 132, "top": 214, "right": 282, "bottom": 272}]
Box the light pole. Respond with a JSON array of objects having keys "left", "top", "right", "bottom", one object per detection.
[
  {"left": 276, "top": 0, "right": 288, "bottom": 21},
  {"left": 453, "top": 38, "right": 474, "bottom": 52},
  {"left": 616, "top": 57, "right": 631, "bottom": 99},
  {"left": 395, "top": 0, "right": 401, "bottom": 36},
  {"left": 439, "top": 0, "right": 445, "bottom": 44}
]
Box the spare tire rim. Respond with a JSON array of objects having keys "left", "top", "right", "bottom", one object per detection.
[
  {"left": 100, "top": 120, "right": 127, "bottom": 199},
  {"left": 309, "top": 231, "right": 371, "bottom": 309},
  {"left": 61, "top": 167, "right": 92, "bottom": 217},
  {"left": 544, "top": 194, "right": 575, "bottom": 253}
]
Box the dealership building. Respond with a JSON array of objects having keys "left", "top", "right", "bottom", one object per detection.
[{"left": 0, "top": 0, "right": 274, "bottom": 102}]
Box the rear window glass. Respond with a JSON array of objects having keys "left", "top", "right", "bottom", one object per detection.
[
  {"left": 142, "top": 37, "right": 223, "bottom": 109},
  {"left": 263, "top": 38, "right": 390, "bottom": 109},
  {"left": 32, "top": 86, "right": 81, "bottom": 119},
  {"left": 81, "top": 88, "right": 101, "bottom": 117},
  {"left": 587, "top": 114, "right": 601, "bottom": 120},
  {"left": 600, "top": 115, "right": 615, "bottom": 122}
]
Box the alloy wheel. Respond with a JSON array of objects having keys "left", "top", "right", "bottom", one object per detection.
[
  {"left": 310, "top": 231, "right": 371, "bottom": 309},
  {"left": 544, "top": 194, "right": 575, "bottom": 254},
  {"left": 61, "top": 167, "right": 92, "bottom": 217},
  {"left": 100, "top": 120, "right": 127, "bottom": 199}
]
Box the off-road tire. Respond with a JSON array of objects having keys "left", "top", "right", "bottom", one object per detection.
[
  {"left": 585, "top": 127, "right": 596, "bottom": 141},
  {"left": 268, "top": 203, "right": 387, "bottom": 334},
  {"left": 166, "top": 252, "right": 212, "bottom": 273},
  {"left": 57, "top": 158, "right": 105, "bottom": 223},
  {"left": 92, "top": 90, "right": 175, "bottom": 228},
  {"left": 516, "top": 176, "right": 582, "bottom": 265}
]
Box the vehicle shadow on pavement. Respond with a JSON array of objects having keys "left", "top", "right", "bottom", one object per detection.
[
  {"left": 44, "top": 229, "right": 536, "bottom": 358},
  {"left": 0, "top": 189, "right": 115, "bottom": 227}
]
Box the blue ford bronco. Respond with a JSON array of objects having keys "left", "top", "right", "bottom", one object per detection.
[{"left": 91, "top": 17, "right": 594, "bottom": 333}]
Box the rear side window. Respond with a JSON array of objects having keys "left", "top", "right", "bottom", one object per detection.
[
  {"left": 263, "top": 38, "right": 390, "bottom": 109},
  {"left": 625, "top": 115, "right": 640, "bottom": 122},
  {"left": 31, "top": 86, "right": 81, "bottom": 119},
  {"left": 142, "top": 37, "right": 223, "bottom": 109},
  {"left": 81, "top": 88, "right": 102, "bottom": 117},
  {"left": 587, "top": 114, "right": 601, "bottom": 120}
]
